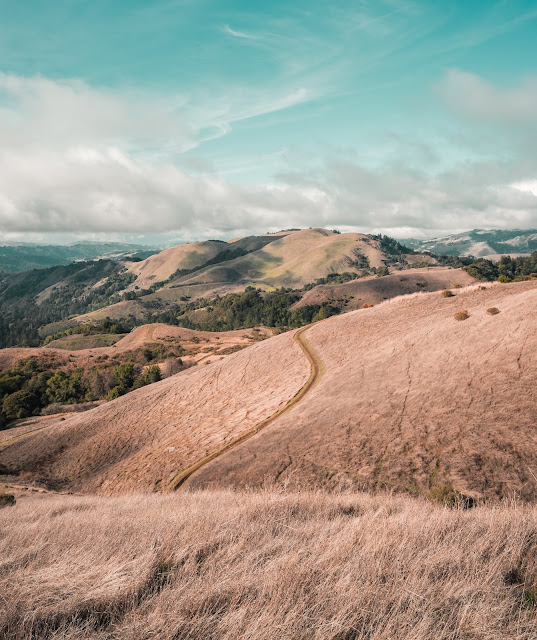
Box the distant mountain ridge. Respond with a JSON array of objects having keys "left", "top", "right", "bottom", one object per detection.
[
  {"left": 0, "top": 242, "right": 158, "bottom": 273},
  {"left": 403, "top": 229, "right": 537, "bottom": 257}
]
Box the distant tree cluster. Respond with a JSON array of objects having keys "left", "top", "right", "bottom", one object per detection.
[
  {"left": 0, "top": 355, "right": 162, "bottom": 427},
  {"left": 303, "top": 272, "right": 360, "bottom": 291},
  {"left": 0, "top": 260, "right": 136, "bottom": 348},
  {"left": 465, "top": 253, "right": 537, "bottom": 282},
  {"left": 145, "top": 289, "right": 340, "bottom": 332},
  {"left": 371, "top": 234, "right": 415, "bottom": 256},
  {"left": 42, "top": 319, "right": 129, "bottom": 345}
]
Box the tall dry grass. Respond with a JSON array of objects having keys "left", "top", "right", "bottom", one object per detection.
[{"left": 1, "top": 490, "right": 536, "bottom": 639}]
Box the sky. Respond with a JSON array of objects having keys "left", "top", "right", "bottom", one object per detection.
[{"left": 1, "top": 0, "right": 537, "bottom": 245}]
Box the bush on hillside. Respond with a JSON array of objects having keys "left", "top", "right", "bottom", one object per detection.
[
  {"left": 0, "top": 493, "right": 15, "bottom": 508},
  {"left": 428, "top": 484, "right": 475, "bottom": 509},
  {"left": 454, "top": 310, "right": 469, "bottom": 321},
  {"left": 486, "top": 307, "right": 500, "bottom": 315},
  {"left": 441, "top": 290, "right": 454, "bottom": 297}
]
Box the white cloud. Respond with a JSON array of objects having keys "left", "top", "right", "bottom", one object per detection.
[
  {"left": 435, "top": 69, "right": 537, "bottom": 125},
  {"left": 1, "top": 71, "right": 537, "bottom": 240},
  {"left": 512, "top": 180, "right": 537, "bottom": 197},
  {"left": 0, "top": 73, "right": 322, "bottom": 236}
]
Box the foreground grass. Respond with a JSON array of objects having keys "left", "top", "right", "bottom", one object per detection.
[{"left": 1, "top": 490, "right": 536, "bottom": 639}]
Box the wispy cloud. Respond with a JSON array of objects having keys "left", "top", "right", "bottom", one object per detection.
[{"left": 220, "top": 24, "right": 258, "bottom": 40}]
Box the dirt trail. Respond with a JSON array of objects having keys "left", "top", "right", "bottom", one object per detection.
[{"left": 166, "top": 324, "right": 324, "bottom": 491}]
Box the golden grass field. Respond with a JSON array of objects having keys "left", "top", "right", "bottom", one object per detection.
[
  {"left": 1, "top": 489, "right": 537, "bottom": 639},
  {"left": 2, "top": 276, "right": 537, "bottom": 639}
]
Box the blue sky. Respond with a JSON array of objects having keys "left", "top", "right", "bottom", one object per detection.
[{"left": 1, "top": 0, "right": 537, "bottom": 243}]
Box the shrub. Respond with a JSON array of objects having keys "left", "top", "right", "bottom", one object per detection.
[
  {"left": 441, "top": 290, "right": 454, "bottom": 297},
  {"left": 454, "top": 310, "right": 469, "bottom": 321},
  {"left": 453, "top": 283, "right": 463, "bottom": 289},
  {"left": 0, "top": 493, "right": 15, "bottom": 508},
  {"left": 2, "top": 390, "right": 39, "bottom": 420},
  {"left": 362, "top": 302, "right": 374, "bottom": 309},
  {"left": 427, "top": 484, "right": 474, "bottom": 508},
  {"left": 487, "top": 307, "right": 500, "bottom": 315},
  {"left": 498, "top": 274, "right": 512, "bottom": 283},
  {"left": 106, "top": 386, "right": 123, "bottom": 401},
  {"left": 524, "top": 585, "right": 537, "bottom": 608},
  {"left": 132, "top": 365, "right": 161, "bottom": 390}
]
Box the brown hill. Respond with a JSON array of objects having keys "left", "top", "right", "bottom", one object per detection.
[
  {"left": 69, "top": 228, "right": 436, "bottom": 324},
  {"left": 125, "top": 234, "right": 287, "bottom": 291},
  {"left": 170, "top": 228, "right": 389, "bottom": 290},
  {"left": 0, "top": 330, "right": 308, "bottom": 493},
  {"left": 0, "top": 324, "right": 273, "bottom": 372},
  {"left": 2, "top": 281, "right": 536, "bottom": 501},
  {"left": 294, "top": 266, "right": 475, "bottom": 311},
  {"left": 125, "top": 241, "right": 225, "bottom": 290}
]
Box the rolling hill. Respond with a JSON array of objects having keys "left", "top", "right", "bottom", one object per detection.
[
  {"left": 124, "top": 233, "right": 287, "bottom": 290},
  {"left": 2, "top": 280, "right": 536, "bottom": 502},
  {"left": 70, "top": 228, "right": 432, "bottom": 325},
  {"left": 293, "top": 266, "right": 475, "bottom": 311},
  {"left": 404, "top": 229, "right": 537, "bottom": 257},
  {"left": 0, "top": 242, "right": 157, "bottom": 273},
  {"left": 168, "top": 228, "right": 387, "bottom": 290}
]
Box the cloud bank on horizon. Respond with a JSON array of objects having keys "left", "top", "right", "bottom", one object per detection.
[{"left": 0, "top": 0, "right": 537, "bottom": 243}]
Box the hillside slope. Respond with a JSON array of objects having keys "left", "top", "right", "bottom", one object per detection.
[
  {"left": 0, "top": 331, "right": 308, "bottom": 493},
  {"left": 294, "top": 267, "right": 475, "bottom": 311},
  {"left": 125, "top": 234, "right": 285, "bottom": 290},
  {"left": 2, "top": 281, "right": 536, "bottom": 501},
  {"left": 125, "top": 241, "right": 226, "bottom": 289},
  {"left": 172, "top": 228, "right": 388, "bottom": 290},
  {"left": 405, "top": 229, "right": 537, "bottom": 257},
  {"left": 190, "top": 281, "right": 537, "bottom": 500}
]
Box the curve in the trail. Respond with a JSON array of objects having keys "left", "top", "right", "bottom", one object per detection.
[{"left": 166, "top": 324, "right": 324, "bottom": 491}]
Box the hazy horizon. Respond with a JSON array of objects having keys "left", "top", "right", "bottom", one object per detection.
[{"left": 1, "top": 1, "right": 537, "bottom": 244}]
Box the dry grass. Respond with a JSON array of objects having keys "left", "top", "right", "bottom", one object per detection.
[
  {"left": 1, "top": 489, "right": 537, "bottom": 639},
  {"left": 454, "top": 310, "right": 469, "bottom": 321},
  {"left": 296, "top": 267, "right": 476, "bottom": 312},
  {"left": 361, "top": 302, "right": 374, "bottom": 308}
]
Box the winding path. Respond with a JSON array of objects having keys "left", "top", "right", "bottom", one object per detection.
[{"left": 166, "top": 324, "right": 324, "bottom": 491}]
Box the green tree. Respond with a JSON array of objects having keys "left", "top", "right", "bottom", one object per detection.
[
  {"left": 132, "top": 365, "right": 161, "bottom": 390},
  {"left": 112, "top": 362, "right": 135, "bottom": 393},
  {"left": 46, "top": 370, "right": 85, "bottom": 404},
  {"left": 2, "top": 390, "right": 38, "bottom": 420}
]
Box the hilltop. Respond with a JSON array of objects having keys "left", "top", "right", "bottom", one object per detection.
[{"left": 2, "top": 280, "right": 536, "bottom": 502}]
